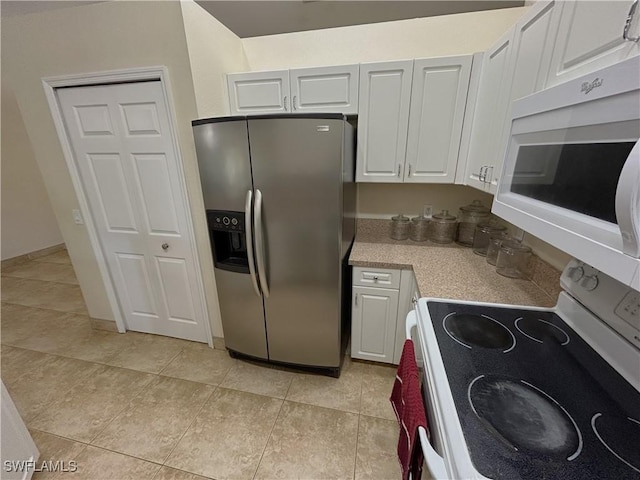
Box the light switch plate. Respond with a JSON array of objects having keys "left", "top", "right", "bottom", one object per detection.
[{"left": 72, "top": 209, "right": 84, "bottom": 225}]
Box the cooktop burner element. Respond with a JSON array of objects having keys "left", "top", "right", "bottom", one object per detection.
[
  {"left": 468, "top": 375, "right": 582, "bottom": 460},
  {"left": 591, "top": 413, "right": 640, "bottom": 474},
  {"left": 443, "top": 312, "right": 515, "bottom": 352},
  {"left": 515, "top": 316, "right": 570, "bottom": 345}
]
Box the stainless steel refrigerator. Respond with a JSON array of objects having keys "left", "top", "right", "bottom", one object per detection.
[{"left": 192, "top": 115, "right": 355, "bottom": 375}]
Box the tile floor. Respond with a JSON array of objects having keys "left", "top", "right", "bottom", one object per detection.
[{"left": 1, "top": 250, "right": 401, "bottom": 480}]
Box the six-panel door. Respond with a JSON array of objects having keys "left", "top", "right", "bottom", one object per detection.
[{"left": 57, "top": 81, "right": 209, "bottom": 342}]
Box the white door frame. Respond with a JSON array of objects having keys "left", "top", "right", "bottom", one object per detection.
[{"left": 42, "top": 66, "right": 213, "bottom": 347}]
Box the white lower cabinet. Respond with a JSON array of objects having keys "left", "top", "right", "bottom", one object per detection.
[{"left": 351, "top": 267, "right": 417, "bottom": 364}]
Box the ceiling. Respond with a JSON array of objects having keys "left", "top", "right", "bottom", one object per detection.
[
  {"left": 1, "top": 1, "right": 525, "bottom": 38},
  {"left": 195, "top": 0, "right": 525, "bottom": 38}
]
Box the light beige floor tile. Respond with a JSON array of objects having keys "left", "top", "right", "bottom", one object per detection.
[
  {"left": 359, "top": 363, "right": 397, "bottom": 420},
  {"left": 1, "top": 304, "right": 78, "bottom": 348},
  {"left": 1, "top": 277, "right": 31, "bottom": 303},
  {"left": 161, "top": 342, "right": 236, "bottom": 385},
  {"left": 355, "top": 415, "right": 400, "bottom": 480},
  {"left": 58, "top": 324, "right": 132, "bottom": 363},
  {"left": 30, "top": 365, "right": 154, "bottom": 443},
  {"left": 4, "top": 312, "right": 94, "bottom": 356},
  {"left": 3, "top": 353, "right": 101, "bottom": 423},
  {"left": 286, "top": 356, "right": 363, "bottom": 413},
  {"left": 255, "top": 400, "right": 359, "bottom": 480},
  {"left": 2, "top": 261, "right": 78, "bottom": 284},
  {"left": 92, "top": 376, "right": 214, "bottom": 463},
  {"left": 57, "top": 445, "right": 161, "bottom": 480},
  {"left": 153, "top": 466, "right": 212, "bottom": 480},
  {"left": 220, "top": 360, "right": 294, "bottom": 399},
  {"left": 1, "top": 278, "right": 87, "bottom": 314},
  {"left": 166, "top": 387, "right": 282, "bottom": 480},
  {"left": 30, "top": 430, "right": 87, "bottom": 480},
  {"left": 105, "top": 334, "right": 190, "bottom": 374},
  {"left": 1, "top": 346, "right": 50, "bottom": 384},
  {"left": 33, "top": 250, "right": 72, "bottom": 265}
]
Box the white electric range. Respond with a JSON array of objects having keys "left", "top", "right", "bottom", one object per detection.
[{"left": 407, "top": 258, "right": 640, "bottom": 479}]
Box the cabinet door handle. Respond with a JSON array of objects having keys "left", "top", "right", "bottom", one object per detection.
[
  {"left": 624, "top": 0, "right": 640, "bottom": 42},
  {"left": 407, "top": 164, "right": 412, "bottom": 177},
  {"left": 355, "top": 293, "right": 358, "bottom": 306},
  {"left": 397, "top": 164, "right": 401, "bottom": 177},
  {"left": 479, "top": 166, "right": 486, "bottom": 182},
  {"left": 284, "top": 96, "right": 288, "bottom": 111},
  {"left": 293, "top": 95, "right": 297, "bottom": 110}
]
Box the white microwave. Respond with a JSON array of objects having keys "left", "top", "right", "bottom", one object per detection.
[{"left": 494, "top": 56, "right": 640, "bottom": 289}]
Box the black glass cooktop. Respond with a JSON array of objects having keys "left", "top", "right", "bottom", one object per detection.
[{"left": 427, "top": 300, "right": 640, "bottom": 480}]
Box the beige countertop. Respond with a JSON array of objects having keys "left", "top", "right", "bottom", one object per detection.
[{"left": 349, "top": 220, "right": 557, "bottom": 308}]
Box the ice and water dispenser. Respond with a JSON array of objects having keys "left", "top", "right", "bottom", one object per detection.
[{"left": 206, "top": 210, "right": 249, "bottom": 273}]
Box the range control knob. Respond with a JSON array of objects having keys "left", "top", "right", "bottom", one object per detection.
[
  {"left": 568, "top": 266, "right": 585, "bottom": 282},
  {"left": 231, "top": 218, "right": 238, "bottom": 226},
  {"left": 580, "top": 275, "right": 599, "bottom": 291},
  {"left": 222, "top": 216, "right": 230, "bottom": 226}
]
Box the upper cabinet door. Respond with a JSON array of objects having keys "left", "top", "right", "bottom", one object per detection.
[
  {"left": 227, "top": 70, "right": 290, "bottom": 115},
  {"left": 289, "top": 65, "right": 359, "bottom": 114},
  {"left": 547, "top": 0, "right": 640, "bottom": 87},
  {"left": 463, "top": 28, "right": 516, "bottom": 192},
  {"left": 488, "top": 0, "right": 562, "bottom": 194},
  {"left": 404, "top": 55, "right": 472, "bottom": 183},
  {"left": 356, "top": 60, "right": 413, "bottom": 183}
]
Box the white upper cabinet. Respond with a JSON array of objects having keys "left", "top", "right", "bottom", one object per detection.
[
  {"left": 463, "top": 0, "right": 562, "bottom": 194},
  {"left": 227, "top": 65, "right": 359, "bottom": 116},
  {"left": 356, "top": 60, "right": 413, "bottom": 183},
  {"left": 547, "top": 0, "right": 640, "bottom": 87},
  {"left": 356, "top": 55, "right": 473, "bottom": 184},
  {"left": 405, "top": 56, "right": 472, "bottom": 183},
  {"left": 463, "top": 28, "right": 515, "bottom": 192},
  {"left": 227, "top": 70, "right": 290, "bottom": 115},
  {"left": 289, "top": 65, "right": 359, "bottom": 114},
  {"left": 488, "top": 0, "right": 562, "bottom": 193}
]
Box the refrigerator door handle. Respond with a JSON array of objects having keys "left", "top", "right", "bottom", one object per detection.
[
  {"left": 245, "top": 189, "right": 261, "bottom": 297},
  {"left": 254, "top": 189, "right": 270, "bottom": 298}
]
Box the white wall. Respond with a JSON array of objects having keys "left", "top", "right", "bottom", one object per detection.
[
  {"left": 242, "top": 7, "right": 528, "bottom": 70},
  {"left": 1, "top": 82, "right": 63, "bottom": 260},
  {"left": 181, "top": 1, "right": 250, "bottom": 118},
  {"left": 1, "top": 1, "right": 225, "bottom": 335}
]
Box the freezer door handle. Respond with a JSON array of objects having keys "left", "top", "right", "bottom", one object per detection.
[
  {"left": 254, "top": 189, "right": 270, "bottom": 298},
  {"left": 245, "top": 190, "right": 261, "bottom": 297}
]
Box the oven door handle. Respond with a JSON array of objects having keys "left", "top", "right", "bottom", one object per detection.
[{"left": 405, "top": 310, "right": 449, "bottom": 480}]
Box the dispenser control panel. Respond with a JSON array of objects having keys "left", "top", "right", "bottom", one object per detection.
[{"left": 207, "top": 210, "right": 245, "bottom": 232}]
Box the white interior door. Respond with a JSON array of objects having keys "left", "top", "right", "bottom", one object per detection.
[{"left": 57, "top": 81, "right": 208, "bottom": 343}]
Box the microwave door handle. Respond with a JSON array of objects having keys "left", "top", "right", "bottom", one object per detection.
[
  {"left": 404, "top": 311, "right": 449, "bottom": 480},
  {"left": 245, "top": 190, "right": 261, "bottom": 297},
  {"left": 254, "top": 189, "right": 270, "bottom": 298}
]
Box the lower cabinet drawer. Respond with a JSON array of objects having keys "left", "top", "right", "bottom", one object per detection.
[{"left": 352, "top": 266, "right": 401, "bottom": 289}]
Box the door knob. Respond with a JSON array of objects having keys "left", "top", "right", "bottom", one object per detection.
[{"left": 161, "top": 243, "right": 169, "bottom": 251}]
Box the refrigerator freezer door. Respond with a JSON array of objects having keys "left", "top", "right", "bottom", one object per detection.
[
  {"left": 193, "top": 119, "right": 253, "bottom": 211},
  {"left": 193, "top": 119, "right": 267, "bottom": 359},
  {"left": 214, "top": 268, "right": 268, "bottom": 359},
  {"left": 248, "top": 117, "right": 344, "bottom": 367}
]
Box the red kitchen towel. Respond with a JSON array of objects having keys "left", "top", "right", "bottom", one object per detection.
[{"left": 390, "top": 339, "right": 428, "bottom": 480}]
